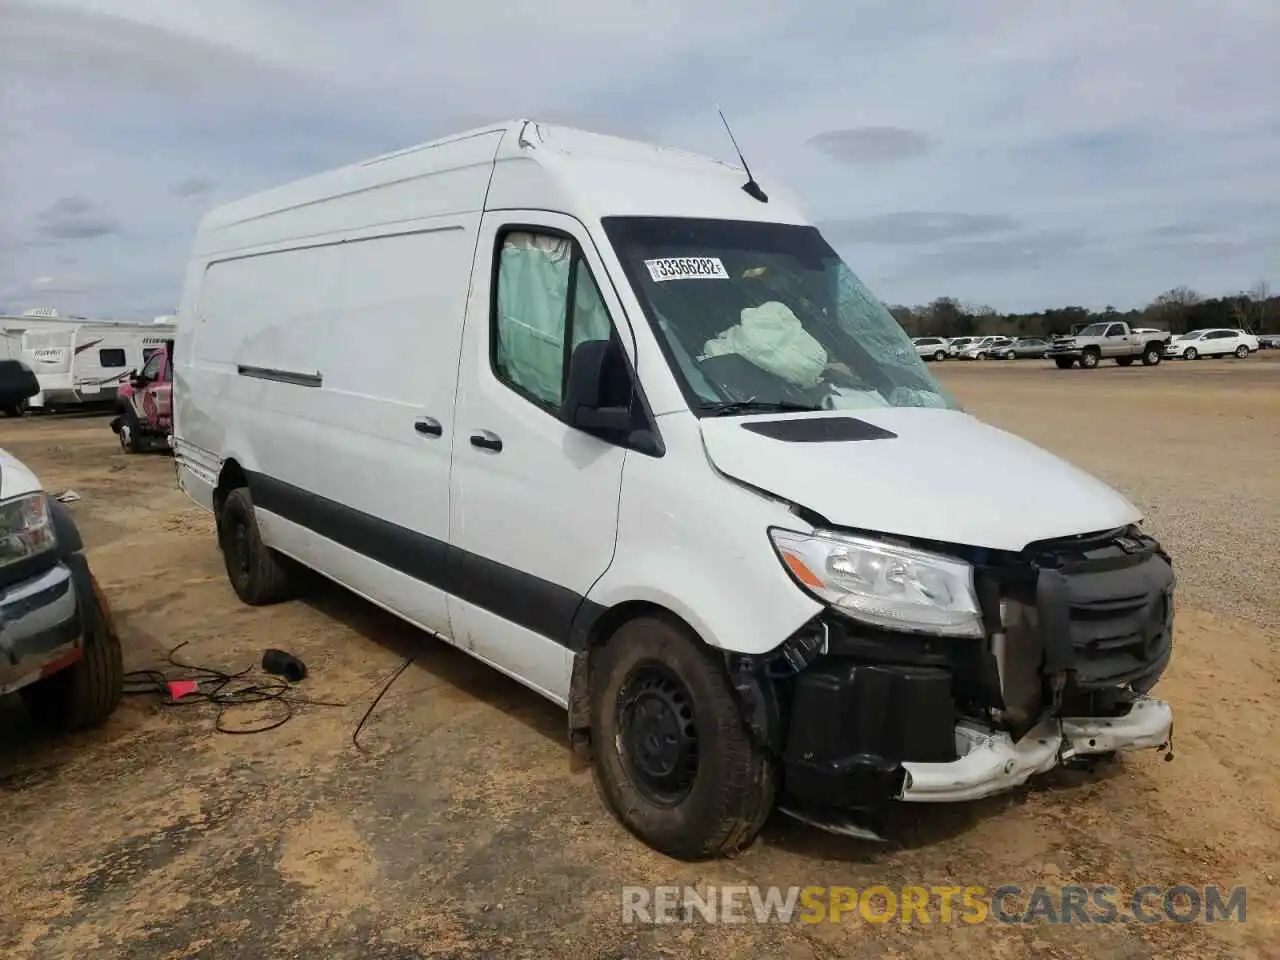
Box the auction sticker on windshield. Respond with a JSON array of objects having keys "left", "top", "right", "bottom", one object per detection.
[{"left": 644, "top": 257, "right": 729, "bottom": 282}]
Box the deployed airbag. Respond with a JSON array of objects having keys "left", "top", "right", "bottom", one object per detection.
[{"left": 702, "top": 301, "right": 828, "bottom": 389}]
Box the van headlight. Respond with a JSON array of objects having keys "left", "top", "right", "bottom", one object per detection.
[
  {"left": 769, "top": 528, "right": 983, "bottom": 637},
  {"left": 0, "top": 492, "right": 57, "bottom": 568}
]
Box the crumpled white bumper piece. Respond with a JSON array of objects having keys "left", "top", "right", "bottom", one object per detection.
[{"left": 899, "top": 696, "right": 1173, "bottom": 803}]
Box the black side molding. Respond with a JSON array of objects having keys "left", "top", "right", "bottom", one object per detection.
[
  {"left": 237, "top": 365, "right": 322, "bottom": 388},
  {"left": 243, "top": 470, "right": 592, "bottom": 651}
]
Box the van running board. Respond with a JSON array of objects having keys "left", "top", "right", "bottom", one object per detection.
[{"left": 776, "top": 804, "right": 888, "bottom": 843}]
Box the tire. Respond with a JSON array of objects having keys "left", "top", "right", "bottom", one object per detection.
[
  {"left": 21, "top": 561, "right": 123, "bottom": 731},
  {"left": 2, "top": 400, "right": 25, "bottom": 418},
  {"left": 934, "top": 350, "right": 946, "bottom": 362},
  {"left": 1141, "top": 344, "right": 1163, "bottom": 366},
  {"left": 1005, "top": 352, "right": 1016, "bottom": 360},
  {"left": 216, "top": 487, "right": 296, "bottom": 605},
  {"left": 1116, "top": 357, "right": 1134, "bottom": 367},
  {"left": 1054, "top": 358, "right": 1075, "bottom": 369},
  {"left": 1080, "top": 349, "right": 1101, "bottom": 369},
  {"left": 1235, "top": 345, "right": 1249, "bottom": 358},
  {"left": 974, "top": 352, "right": 986, "bottom": 361},
  {"left": 590, "top": 616, "right": 775, "bottom": 861},
  {"left": 1185, "top": 347, "right": 1198, "bottom": 360},
  {"left": 117, "top": 406, "right": 143, "bottom": 453}
]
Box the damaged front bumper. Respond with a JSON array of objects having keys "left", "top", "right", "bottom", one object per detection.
[
  {"left": 901, "top": 696, "right": 1172, "bottom": 802},
  {"left": 771, "top": 525, "right": 1177, "bottom": 831}
]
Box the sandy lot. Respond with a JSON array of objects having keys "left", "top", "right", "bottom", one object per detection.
[{"left": 2, "top": 356, "right": 1277, "bottom": 959}]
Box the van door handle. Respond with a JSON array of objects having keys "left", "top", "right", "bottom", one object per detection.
[
  {"left": 414, "top": 417, "right": 443, "bottom": 438},
  {"left": 470, "top": 430, "right": 502, "bottom": 452}
]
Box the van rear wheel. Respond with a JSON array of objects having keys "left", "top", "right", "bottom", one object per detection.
[
  {"left": 590, "top": 616, "right": 775, "bottom": 861},
  {"left": 216, "top": 487, "right": 296, "bottom": 605}
]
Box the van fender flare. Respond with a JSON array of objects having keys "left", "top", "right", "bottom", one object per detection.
[
  {"left": 564, "top": 582, "right": 815, "bottom": 761},
  {"left": 565, "top": 625, "right": 785, "bottom": 764},
  {"left": 211, "top": 446, "right": 256, "bottom": 532}
]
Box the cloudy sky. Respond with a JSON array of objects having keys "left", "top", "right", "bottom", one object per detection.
[{"left": 1, "top": 0, "right": 1276, "bottom": 319}]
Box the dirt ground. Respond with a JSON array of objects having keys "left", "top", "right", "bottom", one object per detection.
[{"left": 2, "top": 355, "right": 1277, "bottom": 959}]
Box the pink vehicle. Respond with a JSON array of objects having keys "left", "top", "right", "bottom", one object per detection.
[{"left": 110, "top": 339, "right": 174, "bottom": 453}]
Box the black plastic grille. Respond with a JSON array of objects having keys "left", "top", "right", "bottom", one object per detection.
[{"left": 996, "top": 528, "right": 1175, "bottom": 690}]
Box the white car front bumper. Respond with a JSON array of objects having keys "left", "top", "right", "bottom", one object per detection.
[{"left": 899, "top": 696, "right": 1173, "bottom": 802}]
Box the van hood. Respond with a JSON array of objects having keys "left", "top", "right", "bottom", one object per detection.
[{"left": 698, "top": 408, "right": 1141, "bottom": 552}]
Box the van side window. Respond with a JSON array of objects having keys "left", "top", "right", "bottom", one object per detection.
[
  {"left": 494, "top": 234, "right": 614, "bottom": 414},
  {"left": 493, "top": 230, "right": 613, "bottom": 409}
]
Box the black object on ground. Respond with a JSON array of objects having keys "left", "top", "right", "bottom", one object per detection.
[{"left": 262, "top": 648, "right": 306, "bottom": 683}]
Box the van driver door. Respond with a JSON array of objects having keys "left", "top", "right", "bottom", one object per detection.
[{"left": 447, "top": 211, "right": 633, "bottom": 703}]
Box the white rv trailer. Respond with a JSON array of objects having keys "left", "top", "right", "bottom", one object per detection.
[
  {"left": 0, "top": 314, "right": 154, "bottom": 361},
  {"left": 20, "top": 323, "right": 171, "bottom": 409},
  {"left": 0, "top": 316, "right": 76, "bottom": 361}
]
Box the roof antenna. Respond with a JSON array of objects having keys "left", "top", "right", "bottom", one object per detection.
[{"left": 717, "top": 107, "right": 768, "bottom": 203}]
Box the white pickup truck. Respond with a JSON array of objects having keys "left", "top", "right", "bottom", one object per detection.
[
  {"left": 1045, "top": 322, "right": 1172, "bottom": 369},
  {"left": 0, "top": 361, "right": 123, "bottom": 731}
]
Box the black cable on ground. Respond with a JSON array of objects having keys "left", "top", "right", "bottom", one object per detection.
[
  {"left": 352, "top": 654, "right": 416, "bottom": 753},
  {"left": 123, "top": 640, "right": 413, "bottom": 740}
]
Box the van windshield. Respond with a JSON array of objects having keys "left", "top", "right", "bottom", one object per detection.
[{"left": 600, "top": 217, "right": 959, "bottom": 414}]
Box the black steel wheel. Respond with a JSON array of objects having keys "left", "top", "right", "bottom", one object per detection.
[
  {"left": 216, "top": 487, "right": 296, "bottom": 605},
  {"left": 590, "top": 615, "right": 775, "bottom": 860},
  {"left": 617, "top": 662, "right": 700, "bottom": 807}
]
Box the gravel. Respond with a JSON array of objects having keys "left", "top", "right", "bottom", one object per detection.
[{"left": 938, "top": 355, "right": 1280, "bottom": 634}]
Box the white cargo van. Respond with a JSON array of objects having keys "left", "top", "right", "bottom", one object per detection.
[{"left": 173, "top": 121, "right": 1175, "bottom": 860}]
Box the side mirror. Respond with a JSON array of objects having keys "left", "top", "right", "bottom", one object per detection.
[{"left": 562, "top": 339, "right": 634, "bottom": 437}]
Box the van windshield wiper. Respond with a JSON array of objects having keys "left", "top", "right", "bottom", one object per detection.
[{"left": 696, "top": 399, "right": 822, "bottom": 417}]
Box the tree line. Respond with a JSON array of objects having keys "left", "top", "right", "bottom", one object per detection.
[{"left": 889, "top": 282, "right": 1277, "bottom": 340}]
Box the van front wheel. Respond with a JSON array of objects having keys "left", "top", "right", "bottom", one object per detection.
[
  {"left": 590, "top": 616, "right": 775, "bottom": 861},
  {"left": 216, "top": 487, "right": 295, "bottom": 605}
]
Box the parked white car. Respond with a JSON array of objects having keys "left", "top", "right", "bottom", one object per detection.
[
  {"left": 960, "top": 336, "right": 1014, "bottom": 360},
  {"left": 946, "top": 336, "right": 980, "bottom": 357},
  {"left": 912, "top": 337, "right": 950, "bottom": 361},
  {"left": 172, "top": 119, "right": 1176, "bottom": 861},
  {"left": 1164, "top": 329, "right": 1259, "bottom": 360}
]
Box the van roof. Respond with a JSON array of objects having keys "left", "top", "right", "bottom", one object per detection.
[{"left": 193, "top": 120, "right": 810, "bottom": 256}]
